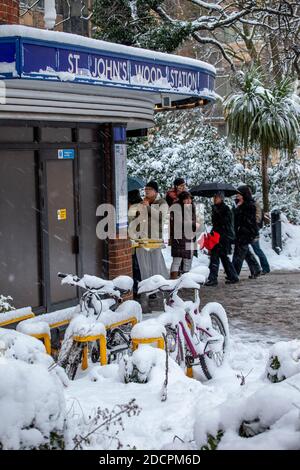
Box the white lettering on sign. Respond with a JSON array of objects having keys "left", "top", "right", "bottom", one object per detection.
[
  {"left": 170, "top": 68, "right": 199, "bottom": 90},
  {"left": 133, "top": 64, "right": 163, "bottom": 85},
  {"left": 68, "top": 54, "right": 81, "bottom": 74},
  {"left": 65, "top": 52, "right": 203, "bottom": 92},
  {"left": 91, "top": 57, "right": 128, "bottom": 81}
]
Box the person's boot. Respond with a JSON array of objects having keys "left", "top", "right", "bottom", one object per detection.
[
  {"left": 225, "top": 278, "right": 239, "bottom": 284},
  {"left": 205, "top": 279, "right": 218, "bottom": 287},
  {"left": 170, "top": 271, "right": 179, "bottom": 280}
]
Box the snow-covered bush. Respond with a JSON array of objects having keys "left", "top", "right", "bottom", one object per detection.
[
  {"left": 0, "top": 294, "right": 14, "bottom": 313},
  {"left": 0, "top": 329, "right": 67, "bottom": 450},
  {"left": 0, "top": 359, "right": 66, "bottom": 450},
  {"left": 194, "top": 379, "right": 300, "bottom": 450},
  {"left": 119, "top": 347, "right": 156, "bottom": 384},
  {"left": 266, "top": 340, "right": 300, "bottom": 383},
  {"left": 269, "top": 152, "right": 300, "bottom": 224},
  {"left": 127, "top": 109, "right": 244, "bottom": 199}
]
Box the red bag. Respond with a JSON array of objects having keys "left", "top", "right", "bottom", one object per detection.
[{"left": 198, "top": 231, "right": 220, "bottom": 250}]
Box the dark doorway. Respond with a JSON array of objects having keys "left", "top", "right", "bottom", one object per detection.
[
  {"left": 42, "top": 150, "right": 78, "bottom": 310},
  {"left": 0, "top": 122, "right": 107, "bottom": 313},
  {"left": 0, "top": 150, "right": 42, "bottom": 309}
]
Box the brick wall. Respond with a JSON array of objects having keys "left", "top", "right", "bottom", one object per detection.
[
  {"left": 108, "top": 238, "right": 133, "bottom": 280},
  {"left": 0, "top": 0, "right": 19, "bottom": 24}
]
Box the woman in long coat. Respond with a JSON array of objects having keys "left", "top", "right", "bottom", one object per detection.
[{"left": 169, "top": 191, "right": 197, "bottom": 279}]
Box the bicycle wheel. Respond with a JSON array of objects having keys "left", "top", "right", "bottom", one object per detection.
[
  {"left": 62, "top": 342, "right": 84, "bottom": 380},
  {"left": 199, "top": 311, "right": 228, "bottom": 380}
]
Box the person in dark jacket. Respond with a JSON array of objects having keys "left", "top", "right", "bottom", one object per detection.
[
  {"left": 166, "top": 177, "right": 186, "bottom": 207},
  {"left": 205, "top": 191, "right": 239, "bottom": 286},
  {"left": 170, "top": 191, "right": 196, "bottom": 278},
  {"left": 232, "top": 186, "right": 261, "bottom": 278},
  {"left": 245, "top": 185, "right": 270, "bottom": 276}
]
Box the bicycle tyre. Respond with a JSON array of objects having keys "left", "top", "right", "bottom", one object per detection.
[
  {"left": 199, "top": 311, "right": 228, "bottom": 380},
  {"left": 64, "top": 342, "right": 84, "bottom": 380}
]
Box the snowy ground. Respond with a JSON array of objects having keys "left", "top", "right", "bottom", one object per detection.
[
  {"left": 1, "top": 220, "right": 300, "bottom": 450},
  {"left": 62, "top": 324, "right": 300, "bottom": 450},
  {"left": 61, "top": 220, "right": 300, "bottom": 450}
]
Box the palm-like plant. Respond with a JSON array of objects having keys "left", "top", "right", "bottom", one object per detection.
[{"left": 224, "top": 69, "right": 300, "bottom": 213}]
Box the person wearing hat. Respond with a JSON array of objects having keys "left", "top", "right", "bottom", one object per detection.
[
  {"left": 232, "top": 185, "right": 261, "bottom": 278},
  {"left": 166, "top": 177, "right": 186, "bottom": 207},
  {"left": 205, "top": 191, "right": 239, "bottom": 286},
  {"left": 132, "top": 180, "right": 169, "bottom": 281}
]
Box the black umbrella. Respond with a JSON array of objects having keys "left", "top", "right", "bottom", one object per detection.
[
  {"left": 189, "top": 182, "right": 239, "bottom": 197},
  {"left": 128, "top": 176, "right": 145, "bottom": 192}
]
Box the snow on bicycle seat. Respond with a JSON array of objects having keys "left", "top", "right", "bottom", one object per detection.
[
  {"left": 61, "top": 273, "right": 115, "bottom": 291},
  {"left": 112, "top": 275, "right": 133, "bottom": 292},
  {"left": 138, "top": 275, "right": 177, "bottom": 294}
]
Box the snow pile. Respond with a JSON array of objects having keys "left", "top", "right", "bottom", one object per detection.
[
  {"left": 266, "top": 340, "right": 300, "bottom": 383},
  {"left": 0, "top": 328, "right": 67, "bottom": 449},
  {"left": 131, "top": 319, "right": 166, "bottom": 340},
  {"left": 194, "top": 378, "right": 300, "bottom": 450},
  {"left": 259, "top": 217, "right": 300, "bottom": 271},
  {"left": 61, "top": 314, "right": 106, "bottom": 339},
  {"left": 0, "top": 359, "right": 66, "bottom": 450},
  {"left": 119, "top": 344, "right": 186, "bottom": 385},
  {"left": 17, "top": 307, "right": 79, "bottom": 337},
  {"left": 99, "top": 300, "right": 142, "bottom": 328},
  {"left": 0, "top": 328, "right": 69, "bottom": 387},
  {"left": 58, "top": 315, "right": 107, "bottom": 368}
]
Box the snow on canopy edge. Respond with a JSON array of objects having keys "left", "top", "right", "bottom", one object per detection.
[{"left": 0, "top": 25, "right": 216, "bottom": 76}]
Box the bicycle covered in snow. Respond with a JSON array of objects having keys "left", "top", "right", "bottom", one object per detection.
[
  {"left": 135, "top": 267, "right": 229, "bottom": 380},
  {"left": 57, "top": 273, "right": 142, "bottom": 380}
]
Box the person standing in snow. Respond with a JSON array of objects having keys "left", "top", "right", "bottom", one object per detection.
[
  {"left": 205, "top": 191, "right": 239, "bottom": 286},
  {"left": 244, "top": 185, "right": 271, "bottom": 276},
  {"left": 169, "top": 191, "right": 197, "bottom": 279},
  {"left": 129, "top": 181, "right": 169, "bottom": 280},
  {"left": 232, "top": 186, "right": 261, "bottom": 278},
  {"left": 166, "top": 177, "right": 186, "bottom": 207}
]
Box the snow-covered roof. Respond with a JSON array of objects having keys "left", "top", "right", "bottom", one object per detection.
[
  {"left": 0, "top": 25, "right": 216, "bottom": 102},
  {"left": 0, "top": 25, "right": 216, "bottom": 74}
]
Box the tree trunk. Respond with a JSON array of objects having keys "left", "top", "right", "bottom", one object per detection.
[{"left": 261, "top": 148, "right": 269, "bottom": 215}]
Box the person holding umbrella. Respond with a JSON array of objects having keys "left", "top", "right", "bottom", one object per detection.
[
  {"left": 205, "top": 191, "right": 239, "bottom": 286},
  {"left": 232, "top": 186, "right": 261, "bottom": 278}
]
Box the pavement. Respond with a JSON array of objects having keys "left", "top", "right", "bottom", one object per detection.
[
  {"left": 200, "top": 270, "right": 300, "bottom": 341},
  {"left": 141, "top": 270, "right": 300, "bottom": 341}
]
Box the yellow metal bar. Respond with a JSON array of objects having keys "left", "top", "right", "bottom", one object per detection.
[
  {"left": 106, "top": 317, "right": 138, "bottom": 331},
  {"left": 73, "top": 334, "right": 105, "bottom": 343},
  {"left": 99, "top": 335, "right": 107, "bottom": 366},
  {"left": 0, "top": 312, "right": 35, "bottom": 327},
  {"left": 30, "top": 333, "right": 51, "bottom": 355},
  {"left": 82, "top": 345, "right": 88, "bottom": 370},
  {"left": 73, "top": 334, "right": 107, "bottom": 369},
  {"left": 186, "top": 367, "right": 193, "bottom": 378},
  {"left": 132, "top": 337, "right": 165, "bottom": 351},
  {"left": 49, "top": 319, "right": 72, "bottom": 329}
]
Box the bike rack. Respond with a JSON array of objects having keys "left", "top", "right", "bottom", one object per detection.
[
  {"left": 132, "top": 337, "right": 165, "bottom": 351},
  {"left": 73, "top": 334, "right": 107, "bottom": 370},
  {"left": 0, "top": 307, "right": 35, "bottom": 328}
]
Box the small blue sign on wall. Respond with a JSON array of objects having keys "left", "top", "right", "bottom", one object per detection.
[{"left": 58, "top": 149, "right": 75, "bottom": 160}]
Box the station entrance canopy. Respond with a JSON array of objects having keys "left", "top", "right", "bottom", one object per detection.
[{"left": 0, "top": 25, "right": 216, "bottom": 128}]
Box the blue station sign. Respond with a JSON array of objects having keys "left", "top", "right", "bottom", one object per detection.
[{"left": 0, "top": 33, "right": 216, "bottom": 101}]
